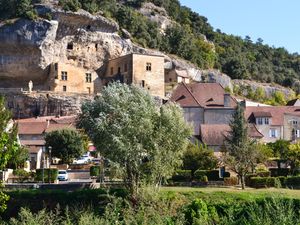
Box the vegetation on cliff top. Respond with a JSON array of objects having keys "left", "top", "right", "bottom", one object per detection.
[{"left": 1, "top": 0, "right": 300, "bottom": 94}]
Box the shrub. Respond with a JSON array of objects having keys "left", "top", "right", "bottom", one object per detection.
[
  {"left": 249, "top": 177, "right": 276, "bottom": 188},
  {"left": 224, "top": 177, "right": 238, "bottom": 186},
  {"left": 35, "top": 169, "right": 58, "bottom": 183},
  {"left": 285, "top": 176, "right": 300, "bottom": 187},
  {"left": 269, "top": 168, "right": 290, "bottom": 177},
  {"left": 13, "top": 169, "right": 34, "bottom": 183},
  {"left": 172, "top": 170, "right": 191, "bottom": 182},
  {"left": 194, "top": 170, "right": 206, "bottom": 179},
  {"left": 206, "top": 170, "right": 221, "bottom": 181},
  {"left": 90, "top": 166, "right": 100, "bottom": 177}
]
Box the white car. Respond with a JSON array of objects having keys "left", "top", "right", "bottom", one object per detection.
[
  {"left": 57, "top": 170, "right": 68, "bottom": 181},
  {"left": 73, "top": 154, "right": 93, "bottom": 164}
]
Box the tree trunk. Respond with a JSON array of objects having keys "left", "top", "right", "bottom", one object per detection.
[{"left": 241, "top": 175, "right": 245, "bottom": 190}]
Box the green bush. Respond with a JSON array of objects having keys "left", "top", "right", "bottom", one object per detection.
[
  {"left": 285, "top": 176, "right": 300, "bottom": 187},
  {"left": 13, "top": 169, "right": 34, "bottom": 183},
  {"left": 249, "top": 177, "right": 277, "bottom": 188},
  {"left": 194, "top": 169, "right": 222, "bottom": 181},
  {"left": 35, "top": 169, "right": 58, "bottom": 183},
  {"left": 269, "top": 168, "right": 290, "bottom": 177},
  {"left": 194, "top": 170, "right": 206, "bottom": 179},
  {"left": 172, "top": 170, "right": 191, "bottom": 182},
  {"left": 90, "top": 166, "right": 100, "bottom": 177}
]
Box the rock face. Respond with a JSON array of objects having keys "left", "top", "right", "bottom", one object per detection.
[
  {"left": 139, "top": 2, "right": 173, "bottom": 32},
  {"left": 3, "top": 91, "right": 93, "bottom": 119}
]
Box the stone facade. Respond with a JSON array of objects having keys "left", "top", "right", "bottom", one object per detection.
[
  {"left": 47, "top": 63, "right": 100, "bottom": 94},
  {"left": 103, "top": 53, "right": 165, "bottom": 98}
]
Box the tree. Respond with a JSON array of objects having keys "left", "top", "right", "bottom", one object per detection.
[
  {"left": 182, "top": 142, "right": 218, "bottom": 178},
  {"left": 77, "top": 82, "right": 191, "bottom": 197},
  {"left": 287, "top": 143, "right": 300, "bottom": 175},
  {"left": 45, "top": 129, "right": 85, "bottom": 164},
  {"left": 6, "top": 146, "right": 29, "bottom": 169},
  {"left": 223, "top": 103, "right": 258, "bottom": 189},
  {"left": 267, "top": 139, "right": 290, "bottom": 169}
]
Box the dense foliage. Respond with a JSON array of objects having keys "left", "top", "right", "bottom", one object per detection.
[
  {"left": 77, "top": 82, "right": 191, "bottom": 196},
  {"left": 3, "top": 189, "right": 300, "bottom": 225},
  {"left": 45, "top": 129, "right": 85, "bottom": 164}
]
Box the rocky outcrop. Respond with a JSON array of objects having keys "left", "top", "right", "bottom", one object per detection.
[
  {"left": 3, "top": 91, "right": 93, "bottom": 119},
  {"left": 232, "top": 80, "right": 295, "bottom": 99},
  {"left": 139, "top": 2, "right": 173, "bottom": 32}
]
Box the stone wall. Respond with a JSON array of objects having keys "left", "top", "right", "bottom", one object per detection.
[{"left": 3, "top": 91, "right": 93, "bottom": 119}]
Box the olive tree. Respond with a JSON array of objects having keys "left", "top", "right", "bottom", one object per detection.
[{"left": 77, "top": 83, "right": 191, "bottom": 197}]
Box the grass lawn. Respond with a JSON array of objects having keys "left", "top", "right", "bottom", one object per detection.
[{"left": 159, "top": 186, "right": 300, "bottom": 200}]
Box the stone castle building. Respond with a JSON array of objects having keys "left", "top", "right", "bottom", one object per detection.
[{"left": 101, "top": 53, "right": 165, "bottom": 98}]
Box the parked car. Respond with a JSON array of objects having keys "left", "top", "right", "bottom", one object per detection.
[
  {"left": 73, "top": 155, "right": 93, "bottom": 164},
  {"left": 57, "top": 170, "right": 68, "bottom": 181}
]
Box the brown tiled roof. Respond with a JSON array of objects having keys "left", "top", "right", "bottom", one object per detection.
[
  {"left": 248, "top": 124, "right": 264, "bottom": 138},
  {"left": 200, "top": 124, "right": 230, "bottom": 146},
  {"left": 20, "top": 140, "right": 45, "bottom": 146},
  {"left": 17, "top": 116, "right": 77, "bottom": 135},
  {"left": 170, "top": 83, "right": 237, "bottom": 108},
  {"left": 18, "top": 122, "right": 47, "bottom": 135},
  {"left": 253, "top": 111, "right": 272, "bottom": 118},
  {"left": 245, "top": 106, "right": 300, "bottom": 126},
  {"left": 45, "top": 123, "right": 76, "bottom": 133}
]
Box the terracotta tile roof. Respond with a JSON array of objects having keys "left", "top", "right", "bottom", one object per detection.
[
  {"left": 245, "top": 106, "right": 300, "bottom": 126},
  {"left": 248, "top": 124, "right": 264, "bottom": 138},
  {"left": 170, "top": 83, "right": 237, "bottom": 108},
  {"left": 200, "top": 124, "right": 264, "bottom": 146},
  {"left": 20, "top": 140, "right": 45, "bottom": 146},
  {"left": 17, "top": 116, "right": 77, "bottom": 135},
  {"left": 253, "top": 111, "right": 272, "bottom": 118},
  {"left": 45, "top": 123, "right": 76, "bottom": 133},
  {"left": 17, "top": 122, "right": 47, "bottom": 135},
  {"left": 200, "top": 124, "right": 230, "bottom": 146}
]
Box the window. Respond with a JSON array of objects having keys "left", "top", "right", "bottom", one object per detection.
[
  {"left": 87, "top": 87, "right": 91, "bottom": 94},
  {"left": 269, "top": 129, "right": 278, "bottom": 138},
  {"left": 67, "top": 43, "right": 73, "bottom": 50},
  {"left": 141, "top": 80, "right": 145, "bottom": 88},
  {"left": 118, "top": 67, "right": 121, "bottom": 73},
  {"left": 110, "top": 67, "right": 113, "bottom": 75},
  {"left": 124, "top": 64, "right": 128, "bottom": 72},
  {"left": 61, "top": 71, "right": 68, "bottom": 81},
  {"left": 296, "top": 130, "right": 300, "bottom": 138},
  {"left": 264, "top": 118, "right": 269, "bottom": 125},
  {"left": 85, "top": 73, "right": 92, "bottom": 83},
  {"left": 293, "top": 120, "right": 298, "bottom": 125},
  {"left": 257, "top": 118, "right": 263, "bottom": 125},
  {"left": 146, "top": 62, "right": 152, "bottom": 71},
  {"left": 63, "top": 86, "right": 67, "bottom": 92}
]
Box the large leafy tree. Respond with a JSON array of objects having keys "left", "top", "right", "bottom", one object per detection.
[
  {"left": 224, "top": 103, "right": 258, "bottom": 189},
  {"left": 45, "top": 129, "right": 85, "bottom": 164},
  {"left": 287, "top": 143, "right": 300, "bottom": 175},
  {"left": 77, "top": 82, "right": 191, "bottom": 197},
  {"left": 182, "top": 142, "right": 218, "bottom": 178}
]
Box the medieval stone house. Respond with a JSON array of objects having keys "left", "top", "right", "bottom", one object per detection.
[{"left": 101, "top": 53, "right": 165, "bottom": 98}]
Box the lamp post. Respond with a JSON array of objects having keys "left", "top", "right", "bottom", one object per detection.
[
  {"left": 48, "top": 146, "right": 52, "bottom": 184},
  {"left": 42, "top": 147, "right": 45, "bottom": 184}
]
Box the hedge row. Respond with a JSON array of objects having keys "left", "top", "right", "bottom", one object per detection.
[
  {"left": 36, "top": 169, "right": 58, "bottom": 183},
  {"left": 172, "top": 170, "right": 231, "bottom": 182},
  {"left": 249, "top": 176, "right": 300, "bottom": 188}
]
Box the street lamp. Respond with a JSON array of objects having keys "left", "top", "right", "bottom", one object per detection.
[{"left": 48, "top": 146, "right": 52, "bottom": 184}]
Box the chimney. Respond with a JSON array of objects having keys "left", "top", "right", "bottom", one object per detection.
[{"left": 224, "top": 93, "right": 231, "bottom": 107}]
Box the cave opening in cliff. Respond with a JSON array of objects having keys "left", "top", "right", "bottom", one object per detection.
[{"left": 67, "top": 43, "right": 73, "bottom": 50}]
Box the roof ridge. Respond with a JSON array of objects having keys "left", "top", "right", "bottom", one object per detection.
[{"left": 182, "top": 82, "right": 203, "bottom": 107}]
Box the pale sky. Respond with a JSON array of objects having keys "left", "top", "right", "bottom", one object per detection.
[{"left": 179, "top": 0, "right": 300, "bottom": 54}]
